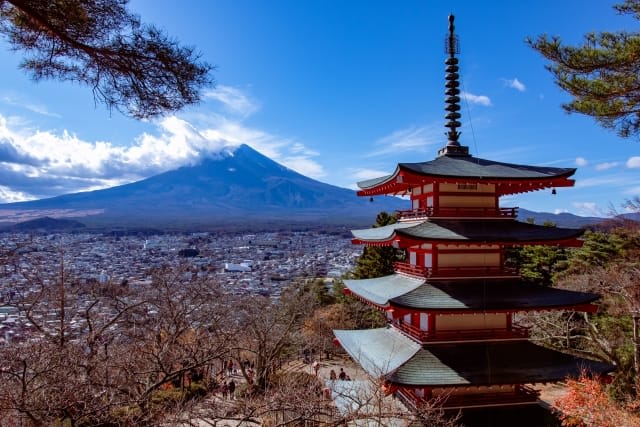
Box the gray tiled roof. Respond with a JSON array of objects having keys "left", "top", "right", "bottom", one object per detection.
[
  {"left": 357, "top": 156, "right": 576, "bottom": 190},
  {"left": 390, "top": 279, "right": 600, "bottom": 311},
  {"left": 388, "top": 340, "right": 613, "bottom": 386},
  {"left": 344, "top": 274, "right": 424, "bottom": 306},
  {"left": 334, "top": 328, "right": 613, "bottom": 387},
  {"left": 351, "top": 219, "right": 583, "bottom": 243},
  {"left": 400, "top": 156, "right": 576, "bottom": 180},
  {"left": 344, "top": 275, "right": 599, "bottom": 311},
  {"left": 334, "top": 327, "right": 420, "bottom": 377},
  {"left": 350, "top": 221, "right": 421, "bottom": 241}
]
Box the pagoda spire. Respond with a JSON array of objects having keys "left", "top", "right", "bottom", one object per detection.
[{"left": 438, "top": 14, "right": 470, "bottom": 157}]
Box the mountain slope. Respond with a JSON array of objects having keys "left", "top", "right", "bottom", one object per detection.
[{"left": 1, "top": 144, "right": 404, "bottom": 227}]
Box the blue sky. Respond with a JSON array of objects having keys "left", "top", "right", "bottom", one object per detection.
[{"left": 0, "top": 0, "right": 638, "bottom": 217}]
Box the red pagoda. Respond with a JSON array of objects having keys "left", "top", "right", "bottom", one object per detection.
[{"left": 334, "top": 15, "right": 612, "bottom": 413}]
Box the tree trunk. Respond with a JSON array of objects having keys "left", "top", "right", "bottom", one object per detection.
[{"left": 633, "top": 314, "right": 640, "bottom": 387}]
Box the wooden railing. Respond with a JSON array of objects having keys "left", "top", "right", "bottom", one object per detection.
[
  {"left": 393, "top": 262, "right": 428, "bottom": 277},
  {"left": 395, "top": 323, "right": 530, "bottom": 343},
  {"left": 397, "top": 385, "right": 539, "bottom": 410},
  {"left": 396, "top": 206, "right": 518, "bottom": 221},
  {"left": 393, "top": 262, "right": 519, "bottom": 279}
]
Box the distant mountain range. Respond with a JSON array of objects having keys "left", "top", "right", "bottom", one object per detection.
[
  {"left": 0, "top": 144, "right": 405, "bottom": 230},
  {"left": 0, "top": 144, "right": 631, "bottom": 231}
]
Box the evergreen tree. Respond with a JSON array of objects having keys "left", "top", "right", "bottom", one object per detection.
[
  {"left": 563, "top": 229, "right": 628, "bottom": 275},
  {"left": 350, "top": 211, "right": 402, "bottom": 279},
  {"left": 303, "top": 277, "right": 335, "bottom": 306},
  {"left": 0, "top": 0, "right": 212, "bottom": 119},
  {"left": 508, "top": 220, "right": 568, "bottom": 286},
  {"left": 529, "top": 0, "right": 640, "bottom": 138}
]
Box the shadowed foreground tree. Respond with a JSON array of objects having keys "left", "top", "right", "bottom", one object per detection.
[
  {"left": 190, "top": 367, "right": 460, "bottom": 427},
  {"left": 0, "top": 0, "right": 213, "bottom": 118},
  {"left": 230, "top": 285, "right": 315, "bottom": 392},
  {"left": 529, "top": 0, "right": 640, "bottom": 138},
  {"left": 0, "top": 248, "right": 233, "bottom": 425}
]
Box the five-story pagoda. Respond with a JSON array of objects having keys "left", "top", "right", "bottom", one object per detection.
[{"left": 334, "top": 15, "right": 612, "bottom": 412}]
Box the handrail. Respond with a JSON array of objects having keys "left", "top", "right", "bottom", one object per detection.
[
  {"left": 397, "top": 387, "right": 539, "bottom": 409},
  {"left": 396, "top": 206, "right": 518, "bottom": 221},
  {"left": 395, "top": 323, "right": 530, "bottom": 343},
  {"left": 393, "top": 262, "right": 519, "bottom": 279}
]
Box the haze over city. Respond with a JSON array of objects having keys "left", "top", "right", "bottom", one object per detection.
[{"left": 0, "top": 1, "right": 638, "bottom": 217}]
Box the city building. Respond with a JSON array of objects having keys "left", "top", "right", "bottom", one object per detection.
[{"left": 334, "top": 15, "right": 613, "bottom": 415}]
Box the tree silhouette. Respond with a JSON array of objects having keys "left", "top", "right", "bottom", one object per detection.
[
  {"left": 529, "top": 0, "right": 640, "bottom": 138},
  {"left": 0, "top": 0, "right": 213, "bottom": 118}
]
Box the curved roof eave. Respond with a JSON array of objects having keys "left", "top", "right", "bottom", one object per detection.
[
  {"left": 344, "top": 274, "right": 425, "bottom": 306},
  {"left": 388, "top": 280, "right": 601, "bottom": 312},
  {"left": 351, "top": 220, "right": 424, "bottom": 243},
  {"left": 333, "top": 327, "right": 421, "bottom": 378},
  {"left": 398, "top": 157, "right": 577, "bottom": 181},
  {"left": 393, "top": 219, "right": 584, "bottom": 243},
  {"left": 352, "top": 219, "right": 584, "bottom": 246},
  {"left": 357, "top": 165, "right": 402, "bottom": 190},
  {"left": 386, "top": 340, "right": 614, "bottom": 387}
]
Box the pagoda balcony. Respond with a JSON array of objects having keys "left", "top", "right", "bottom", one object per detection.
[
  {"left": 393, "top": 262, "right": 519, "bottom": 279},
  {"left": 397, "top": 385, "right": 539, "bottom": 410},
  {"left": 395, "top": 322, "right": 530, "bottom": 344},
  {"left": 396, "top": 206, "right": 517, "bottom": 221}
]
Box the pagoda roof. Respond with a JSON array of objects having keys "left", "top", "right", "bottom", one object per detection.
[
  {"left": 344, "top": 274, "right": 424, "bottom": 306},
  {"left": 344, "top": 275, "right": 600, "bottom": 312},
  {"left": 357, "top": 156, "right": 576, "bottom": 197},
  {"left": 334, "top": 327, "right": 613, "bottom": 387},
  {"left": 351, "top": 219, "right": 584, "bottom": 246}
]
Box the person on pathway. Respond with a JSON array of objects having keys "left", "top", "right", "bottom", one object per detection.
[
  {"left": 329, "top": 369, "right": 337, "bottom": 381},
  {"left": 312, "top": 360, "right": 320, "bottom": 376},
  {"left": 228, "top": 379, "right": 236, "bottom": 399},
  {"left": 220, "top": 382, "right": 228, "bottom": 399},
  {"left": 338, "top": 368, "right": 346, "bottom": 380}
]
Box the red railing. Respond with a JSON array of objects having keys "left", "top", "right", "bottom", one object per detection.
[
  {"left": 393, "top": 262, "right": 519, "bottom": 279},
  {"left": 396, "top": 207, "right": 517, "bottom": 221},
  {"left": 393, "top": 262, "right": 428, "bottom": 277},
  {"left": 397, "top": 385, "right": 539, "bottom": 410},
  {"left": 395, "top": 322, "right": 530, "bottom": 343},
  {"left": 432, "top": 265, "right": 519, "bottom": 278}
]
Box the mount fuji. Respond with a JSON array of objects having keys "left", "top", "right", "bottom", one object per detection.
[{"left": 0, "top": 144, "right": 405, "bottom": 230}]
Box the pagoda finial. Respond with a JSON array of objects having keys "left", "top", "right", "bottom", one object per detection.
[{"left": 439, "top": 14, "right": 469, "bottom": 157}]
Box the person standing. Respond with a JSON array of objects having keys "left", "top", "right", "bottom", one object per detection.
[
  {"left": 228, "top": 379, "right": 236, "bottom": 400},
  {"left": 220, "top": 382, "right": 228, "bottom": 399}
]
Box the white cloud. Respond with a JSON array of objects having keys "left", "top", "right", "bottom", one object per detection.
[
  {"left": 575, "top": 157, "right": 588, "bottom": 167},
  {"left": 595, "top": 161, "right": 619, "bottom": 171},
  {"left": 290, "top": 142, "right": 319, "bottom": 157},
  {"left": 203, "top": 85, "right": 259, "bottom": 117},
  {"left": 1, "top": 94, "right": 62, "bottom": 118},
  {"left": 461, "top": 91, "right": 491, "bottom": 106},
  {"left": 626, "top": 156, "right": 640, "bottom": 168},
  {"left": 351, "top": 168, "right": 392, "bottom": 181},
  {"left": 0, "top": 105, "right": 325, "bottom": 201},
  {"left": 0, "top": 185, "right": 32, "bottom": 203},
  {"left": 280, "top": 155, "right": 325, "bottom": 179},
  {"left": 623, "top": 186, "right": 640, "bottom": 196},
  {"left": 504, "top": 78, "right": 526, "bottom": 92},
  {"left": 572, "top": 202, "right": 606, "bottom": 217},
  {"left": 367, "top": 125, "right": 441, "bottom": 157},
  {"left": 575, "top": 175, "right": 626, "bottom": 189}
]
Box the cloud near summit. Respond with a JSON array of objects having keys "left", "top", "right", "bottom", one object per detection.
[{"left": 0, "top": 86, "right": 325, "bottom": 203}]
